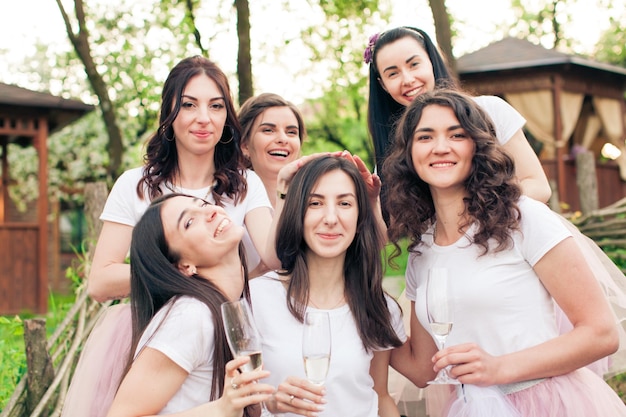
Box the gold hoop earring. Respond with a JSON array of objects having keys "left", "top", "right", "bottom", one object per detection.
[
  {"left": 219, "top": 126, "right": 235, "bottom": 144},
  {"left": 161, "top": 125, "right": 175, "bottom": 142}
]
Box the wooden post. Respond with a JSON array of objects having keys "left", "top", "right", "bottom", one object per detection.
[
  {"left": 576, "top": 151, "right": 599, "bottom": 215},
  {"left": 548, "top": 179, "right": 561, "bottom": 214},
  {"left": 35, "top": 117, "right": 49, "bottom": 314},
  {"left": 23, "top": 318, "right": 55, "bottom": 415},
  {"left": 552, "top": 75, "right": 567, "bottom": 206},
  {"left": 83, "top": 182, "right": 108, "bottom": 262}
]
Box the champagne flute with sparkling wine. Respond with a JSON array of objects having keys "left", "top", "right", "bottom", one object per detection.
[
  {"left": 302, "top": 311, "right": 331, "bottom": 385},
  {"left": 221, "top": 300, "right": 273, "bottom": 416},
  {"left": 426, "top": 267, "right": 460, "bottom": 385}
]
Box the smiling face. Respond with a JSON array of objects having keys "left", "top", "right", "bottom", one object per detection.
[
  {"left": 375, "top": 36, "right": 436, "bottom": 107},
  {"left": 171, "top": 74, "right": 228, "bottom": 157},
  {"left": 242, "top": 106, "right": 301, "bottom": 179},
  {"left": 411, "top": 105, "right": 475, "bottom": 193},
  {"left": 303, "top": 169, "right": 358, "bottom": 262},
  {"left": 161, "top": 196, "right": 244, "bottom": 275}
]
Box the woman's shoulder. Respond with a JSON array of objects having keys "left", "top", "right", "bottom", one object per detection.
[
  {"left": 161, "top": 296, "right": 213, "bottom": 324},
  {"left": 249, "top": 272, "right": 287, "bottom": 296},
  {"left": 108, "top": 166, "right": 147, "bottom": 193},
  {"left": 116, "top": 166, "right": 146, "bottom": 181}
]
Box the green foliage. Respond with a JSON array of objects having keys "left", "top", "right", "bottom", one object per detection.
[
  {"left": 0, "top": 316, "right": 27, "bottom": 410},
  {"left": 595, "top": 15, "right": 626, "bottom": 67},
  {"left": 509, "top": 0, "right": 573, "bottom": 49},
  {"left": 298, "top": 0, "right": 390, "bottom": 169},
  {"left": 0, "top": 291, "right": 77, "bottom": 411},
  {"left": 603, "top": 245, "right": 626, "bottom": 272},
  {"left": 317, "top": 0, "right": 380, "bottom": 18}
]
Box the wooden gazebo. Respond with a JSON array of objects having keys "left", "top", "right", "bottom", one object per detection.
[
  {"left": 457, "top": 37, "right": 626, "bottom": 211},
  {"left": 0, "top": 82, "right": 93, "bottom": 315}
]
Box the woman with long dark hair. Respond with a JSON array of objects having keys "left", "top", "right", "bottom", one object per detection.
[
  {"left": 250, "top": 156, "right": 406, "bottom": 417},
  {"left": 106, "top": 193, "right": 274, "bottom": 416},
  {"left": 88, "top": 56, "right": 276, "bottom": 303}
]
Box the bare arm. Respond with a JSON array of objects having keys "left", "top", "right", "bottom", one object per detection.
[
  {"left": 389, "top": 301, "right": 438, "bottom": 388},
  {"left": 107, "top": 353, "right": 272, "bottom": 417},
  {"left": 436, "top": 237, "right": 618, "bottom": 386},
  {"left": 87, "top": 221, "right": 133, "bottom": 302},
  {"left": 370, "top": 349, "right": 400, "bottom": 417},
  {"left": 243, "top": 205, "right": 274, "bottom": 274},
  {"left": 503, "top": 129, "right": 552, "bottom": 203}
]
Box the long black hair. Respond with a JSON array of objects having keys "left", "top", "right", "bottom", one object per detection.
[
  {"left": 125, "top": 193, "right": 255, "bottom": 416},
  {"left": 276, "top": 156, "right": 402, "bottom": 351},
  {"left": 366, "top": 27, "right": 456, "bottom": 173}
]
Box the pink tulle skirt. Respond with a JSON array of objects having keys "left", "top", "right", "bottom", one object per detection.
[
  {"left": 444, "top": 368, "right": 626, "bottom": 417},
  {"left": 61, "top": 303, "right": 132, "bottom": 417}
]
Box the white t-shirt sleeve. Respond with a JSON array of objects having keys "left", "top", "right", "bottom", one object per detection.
[
  {"left": 244, "top": 170, "right": 272, "bottom": 212},
  {"left": 138, "top": 297, "right": 214, "bottom": 373},
  {"left": 100, "top": 167, "right": 147, "bottom": 226},
  {"left": 472, "top": 95, "right": 525, "bottom": 145},
  {"left": 404, "top": 252, "right": 420, "bottom": 303},
  {"left": 518, "top": 197, "right": 572, "bottom": 266},
  {"left": 385, "top": 294, "right": 408, "bottom": 347}
]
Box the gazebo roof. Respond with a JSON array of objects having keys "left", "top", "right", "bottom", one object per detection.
[
  {"left": 0, "top": 82, "right": 94, "bottom": 134},
  {"left": 457, "top": 37, "right": 626, "bottom": 78}
]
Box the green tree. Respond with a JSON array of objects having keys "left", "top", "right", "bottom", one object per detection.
[
  {"left": 429, "top": 0, "right": 456, "bottom": 74},
  {"left": 54, "top": 0, "right": 125, "bottom": 178},
  {"left": 509, "top": 0, "right": 573, "bottom": 49},
  {"left": 595, "top": 14, "right": 626, "bottom": 67},
  {"left": 295, "top": 0, "right": 388, "bottom": 168}
]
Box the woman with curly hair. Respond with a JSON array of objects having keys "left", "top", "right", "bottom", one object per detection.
[{"left": 384, "top": 89, "right": 626, "bottom": 416}]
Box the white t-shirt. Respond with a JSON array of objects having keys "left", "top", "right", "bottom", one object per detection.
[
  {"left": 100, "top": 166, "right": 271, "bottom": 270},
  {"left": 135, "top": 296, "right": 215, "bottom": 414},
  {"left": 405, "top": 196, "right": 571, "bottom": 357},
  {"left": 472, "top": 95, "right": 525, "bottom": 146},
  {"left": 250, "top": 273, "right": 407, "bottom": 417}
]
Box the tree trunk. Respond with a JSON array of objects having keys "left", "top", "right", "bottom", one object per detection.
[
  {"left": 54, "top": 0, "right": 125, "bottom": 178},
  {"left": 576, "top": 150, "right": 599, "bottom": 215},
  {"left": 24, "top": 319, "right": 55, "bottom": 416},
  {"left": 428, "top": 0, "right": 456, "bottom": 76},
  {"left": 235, "top": 0, "right": 253, "bottom": 105},
  {"left": 184, "top": 0, "right": 207, "bottom": 56},
  {"left": 84, "top": 181, "right": 109, "bottom": 262}
]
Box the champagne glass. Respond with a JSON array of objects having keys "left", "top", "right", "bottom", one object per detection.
[
  {"left": 302, "top": 311, "right": 331, "bottom": 385},
  {"left": 426, "top": 267, "right": 460, "bottom": 385},
  {"left": 221, "top": 300, "right": 272, "bottom": 416}
]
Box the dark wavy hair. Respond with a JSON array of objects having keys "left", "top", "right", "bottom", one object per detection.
[
  {"left": 366, "top": 27, "right": 456, "bottom": 173},
  {"left": 276, "top": 156, "right": 402, "bottom": 351},
  {"left": 125, "top": 193, "right": 255, "bottom": 416},
  {"left": 238, "top": 93, "right": 306, "bottom": 169},
  {"left": 137, "top": 56, "right": 247, "bottom": 206},
  {"left": 382, "top": 89, "right": 521, "bottom": 260}
]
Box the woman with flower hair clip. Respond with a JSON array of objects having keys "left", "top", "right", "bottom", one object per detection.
[
  {"left": 364, "top": 26, "right": 551, "bottom": 214},
  {"left": 365, "top": 27, "right": 626, "bottom": 416}
]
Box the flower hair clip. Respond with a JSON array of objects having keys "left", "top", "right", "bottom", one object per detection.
[{"left": 363, "top": 33, "right": 380, "bottom": 65}]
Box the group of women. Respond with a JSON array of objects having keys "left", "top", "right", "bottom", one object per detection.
[{"left": 62, "top": 26, "right": 626, "bottom": 417}]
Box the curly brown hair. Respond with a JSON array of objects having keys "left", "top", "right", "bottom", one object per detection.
[
  {"left": 137, "top": 56, "right": 246, "bottom": 206},
  {"left": 382, "top": 89, "right": 522, "bottom": 260}
]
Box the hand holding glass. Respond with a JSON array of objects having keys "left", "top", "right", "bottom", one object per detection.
[
  {"left": 221, "top": 300, "right": 273, "bottom": 416},
  {"left": 221, "top": 300, "right": 263, "bottom": 372},
  {"left": 426, "top": 267, "right": 460, "bottom": 385},
  {"left": 302, "top": 311, "right": 331, "bottom": 385}
]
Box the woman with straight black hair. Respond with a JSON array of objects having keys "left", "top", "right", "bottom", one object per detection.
[{"left": 107, "top": 193, "right": 274, "bottom": 416}]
